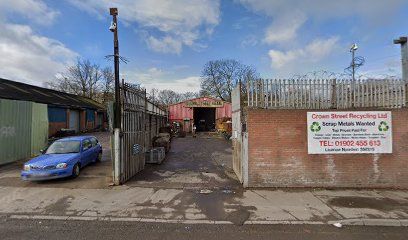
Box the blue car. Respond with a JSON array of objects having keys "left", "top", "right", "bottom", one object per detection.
[{"left": 21, "top": 136, "right": 102, "bottom": 181}]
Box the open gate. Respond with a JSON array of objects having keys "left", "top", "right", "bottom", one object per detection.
[
  {"left": 119, "top": 83, "right": 146, "bottom": 183},
  {"left": 111, "top": 82, "right": 167, "bottom": 185}
]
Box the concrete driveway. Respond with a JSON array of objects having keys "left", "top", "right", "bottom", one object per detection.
[
  {"left": 126, "top": 134, "right": 240, "bottom": 190},
  {"left": 0, "top": 131, "right": 112, "bottom": 189}
]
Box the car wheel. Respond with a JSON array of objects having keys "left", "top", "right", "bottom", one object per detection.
[
  {"left": 72, "top": 163, "right": 80, "bottom": 178},
  {"left": 96, "top": 152, "right": 102, "bottom": 162}
]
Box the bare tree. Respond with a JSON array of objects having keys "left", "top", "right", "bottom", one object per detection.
[
  {"left": 180, "top": 92, "right": 199, "bottom": 100},
  {"left": 156, "top": 90, "right": 183, "bottom": 106},
  {"left": 100, "top": 66, "right": 114, "bottom": 104},
  {"left": 48, "top": 58, "right": 114, "bottom": 105},
  {"left": 200, "top": 59, "right": 258, "bottom": 101},
  {"left": 147, "top": 88, "right": 159, "bottom": 104},
  {"left": 146, "top": 89, "right": 199, "bottom": 107}
]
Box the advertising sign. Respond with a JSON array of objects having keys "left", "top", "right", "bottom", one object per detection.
[
  {"left": 185, "top": 100, "right": 223, "bottom": 108},
  {"left": 307, "top": 111, "right": 392, "bottom": 154}
]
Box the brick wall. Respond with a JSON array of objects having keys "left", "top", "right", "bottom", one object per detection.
[
  {"left": 49, "top": 122, "right": 67, "bottom": 137},
  {"left": 247, "top": 108, "right": 408, "bottom": 188}
]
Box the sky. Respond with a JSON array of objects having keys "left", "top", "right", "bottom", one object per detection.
[{"left": 0, "top": 0, "right": 407, "bottom": 93}]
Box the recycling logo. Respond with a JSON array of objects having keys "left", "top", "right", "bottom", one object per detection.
[
  {"left": 378, "top": 121, "right": 389, "bottom": 132},
  {"left": 310, "top": 122, "right": 321, "bottom": 132}
]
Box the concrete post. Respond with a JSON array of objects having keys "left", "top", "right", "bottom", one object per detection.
[
  {"left": 397, "top": 38, "right": 408, "bottom": 82},
  {"left": 113, "top": 128, "right": 121, "bottom": 185},
  {"left": 394, "top": 36, "right": 408, "bottom": 105}
]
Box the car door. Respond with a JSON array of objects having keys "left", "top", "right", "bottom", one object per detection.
[
  {"left": 81, "top": 139, "right": 93, "bottom": 166},
  {"left": 90, "top": 137, "right": 99, "bottom": 160}
]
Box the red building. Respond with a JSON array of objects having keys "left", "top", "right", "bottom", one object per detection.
[{"left": 169, "top": 97, "right": 232, "bottom": 132}]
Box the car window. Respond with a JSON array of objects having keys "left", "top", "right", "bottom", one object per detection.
[
  {"left": 90, "top": 137, "right": 98, "bottom": 147},
  {"left": 46, "top": 141, "right": 81, "bottom": 154},
  {"left": 82, "top": 139, "right": 92, "bottom": 151}
]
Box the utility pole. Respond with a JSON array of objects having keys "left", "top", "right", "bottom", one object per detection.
[
  {"left": 350, "top": 43, "right": 358, "bottom": 107},
  {"left": 394, "top": 36, "right": 408, "bottom": 105},
  {"left": 110, "top": 7, "right": 120, "bottom": 129},
  {"left": 350, "top": 43, "right": 358, "bottom": 83},
  {"left": 394, "top": 37, "right": 408, "bottom": 82},
  {"left": 109, "top": 8, "right": 121, "bottom": 185}
]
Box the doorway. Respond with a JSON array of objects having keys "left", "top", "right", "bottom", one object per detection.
[
  {"left": 69, "top": 110, "right": 80, "bottom": 133},
  {"left": 193, "top": 107, "right": 216, "bottom": 132}
]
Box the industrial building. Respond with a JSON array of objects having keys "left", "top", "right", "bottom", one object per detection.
[
  {"left": 0, "top": 78, "right": 107, "bottom": 165},
  {"left": 168, "top": 97, "right": 231, "bottom": 132}
]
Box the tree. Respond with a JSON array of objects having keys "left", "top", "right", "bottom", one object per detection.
[
  {"left": 99, "top": 66, "right": 114, "bottom": 104},
  {"left": 147, "top": 88, "right": 159, "bottom": 104},
  {"left": 180, "top": 92, "right": 199, "bottom": 101},
  {"left": 200, "top": 59, "right": 258, "bottom": 101},
  {"left": 157, "top": 90, "right": 182, "bottom": 106},
  {"left": 48, "top": 58, "right": 114, "bottom": 105},
  {"left": 146, "top": 89, "right": 200, "bottom": 107}
]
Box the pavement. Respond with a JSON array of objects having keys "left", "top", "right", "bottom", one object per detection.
[{"left": 0, "top": 133, "right": 408, "bottom": 228}]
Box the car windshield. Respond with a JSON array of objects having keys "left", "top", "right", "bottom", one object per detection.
[{"left": 45, "top": 141, "right": 81, "bottom": 154}]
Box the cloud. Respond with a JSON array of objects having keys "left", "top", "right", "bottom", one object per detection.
[
  {"left": 68, "top": 0, "right": 220, "bottom": 54},
  {"left": 241, "top": 34, "right": 258, "bottom": 48},
  {"left": 238, "top": 0, "right": 405, "bottom": 44},
  {"left": 238, "top": 0, "right": 405, "bottom": 20},
  {"left": 146, "top": 36, "right": 182, "bottom": 54},
  {"left": 143, "top": 76, "right": 201, "bottom": 93},
  {"left": 264, "top": 12, "right": 306, "bottom": 44},
  {"left": 0, "top": 23, "right": 78, "bottom": 85},
  {"left": 268, "top": 36, "right": 339, "bottom": 69},
  {"left": 0, "top": 1, "right": 77, "bottom": 86},
  {"left": 122, "top": 68, "right": 200, "bottom": 93},
  {"left": 0, "top": 0, "right": 59, "bottom": 25}
]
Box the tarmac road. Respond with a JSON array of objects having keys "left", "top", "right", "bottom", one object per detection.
[{"left": 1, "top": 217, "right": 408, "bottom": 240}]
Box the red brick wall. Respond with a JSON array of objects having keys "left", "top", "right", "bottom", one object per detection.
[
  {"left": 247, "top": 108, "right": 408, "bottom": 188},
  {"left": 86, "top": 121, "right": 94, "bottom": 130},
  {"left": 49, "top": 122, "right": 67, "bottom": 137}
]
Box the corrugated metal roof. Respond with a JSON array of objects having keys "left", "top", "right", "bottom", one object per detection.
[{"left": 0, "top": 78, "right": 104, "bottom": 110}]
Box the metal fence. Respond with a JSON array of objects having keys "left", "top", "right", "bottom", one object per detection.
[
  {"left": 247, "top": 79, "right": 407, "bottom": 109},
  {"left": 119, "top": 83, "right": 146, "bottom": 183},
  {"left": 110, "top": 82, "right": 167, "bottom": 184}
]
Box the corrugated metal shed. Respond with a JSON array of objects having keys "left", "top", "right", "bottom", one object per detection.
[
  {"left": 0, "top": 99, "right": 48, "bottom": 165},
  {"left": 169, "top": 96, "right": 232, "bottom": 122}
]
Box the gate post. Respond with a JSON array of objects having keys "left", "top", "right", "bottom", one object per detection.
[{"left": 113, "top": 128, "right": 121, "bottom": 185}]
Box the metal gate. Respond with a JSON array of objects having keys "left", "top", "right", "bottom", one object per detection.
[
  {"left": 116, "top": 83, "right": 146, "bottom": 184},
  {"left": 111, "top": 82, "right": 168, "bottom": 185}
]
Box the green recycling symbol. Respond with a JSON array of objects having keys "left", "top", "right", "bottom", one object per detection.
[
  {"left": 310, "top": 122, "right": 321, "bottom": 132},
  {"left": 378, "top": 121, "right": 389, "bottom": 132}
]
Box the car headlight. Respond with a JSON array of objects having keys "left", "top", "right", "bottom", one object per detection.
[
  {"left": 56, "top": 163, "right": 68, "bottom": 169},
  {"left": 23, "top": 165, "right": 31, "bottom": 171}
]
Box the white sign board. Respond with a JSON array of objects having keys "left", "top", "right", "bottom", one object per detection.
[{"left": 307, "top": 111, "right": 392, "bottom": 154}]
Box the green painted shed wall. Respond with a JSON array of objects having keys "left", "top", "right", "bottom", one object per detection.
[
  {"left": 31, "top": 102, "right": 49, "bottom": 156},
  {"left": 0, "top": 99, "right": 48, "bottom": 165}
]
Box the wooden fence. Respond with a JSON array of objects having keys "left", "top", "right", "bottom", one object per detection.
[{"left": 247, "top": 79, "right": 406, "bottom": 109}]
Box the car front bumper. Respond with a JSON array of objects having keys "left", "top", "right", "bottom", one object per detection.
[{"left": 21, "top": 167, "right": 73, "bottom": 181}]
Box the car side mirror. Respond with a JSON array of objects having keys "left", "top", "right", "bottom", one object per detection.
[{"left": 40, "top": 149, "right": 45, "bottom": 154}]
